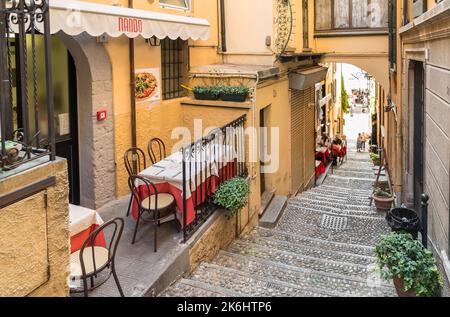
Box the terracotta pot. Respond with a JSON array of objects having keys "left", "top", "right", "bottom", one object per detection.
[
  {"left": 373, "top": 195, "right": 395, "bottom": 213},
  {"left": 393, "top": 276, "right": 416, "bottom": 297}
]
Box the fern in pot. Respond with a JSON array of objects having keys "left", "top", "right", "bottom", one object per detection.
[
  {"left": 375, "top": 233, "right": 443, "bottom": 297},
  {"left": 214, "top": 177, "right": 250, "bottom": 219}
]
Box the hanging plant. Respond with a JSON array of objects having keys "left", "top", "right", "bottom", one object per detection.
[{"left": 214, "top": 177, "right": 250, "bottom": 219}]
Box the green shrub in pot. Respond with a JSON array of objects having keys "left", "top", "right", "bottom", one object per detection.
[
  {"left": 214, "top": 177, "right": 250, "bottom": 219},
  {"left": 192, "top": 86, "right": 220, "bottom": 100},
  {"left": 220, "top": 86, "right": 249, "bottom": 102},
  {"left": 375, "top": 233, "right": 443, "bottom": 297}
]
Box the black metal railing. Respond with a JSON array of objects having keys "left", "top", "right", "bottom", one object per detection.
[
  {"left": 0, "top": 0, "right": 54, "bottom": 175},
  {"left": 182, "top": 115, "right": 247, "bottom": 242}
]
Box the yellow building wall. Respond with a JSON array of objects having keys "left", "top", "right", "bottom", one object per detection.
[{"left": 0, "top": 160, "right": 70, "bottom": 297}]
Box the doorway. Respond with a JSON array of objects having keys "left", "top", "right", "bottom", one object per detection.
[
  {"left": 10, "top": 35, "right": 80, "bottom": 204},
  {"left": 260, "top": 108, "right": 267, "bottom": 194},
  {"left": 55, "top": 53, "right": 80, "bottom": 205},
  {"left": 412, "top": 61, "right": 425, "bottom": 213}
]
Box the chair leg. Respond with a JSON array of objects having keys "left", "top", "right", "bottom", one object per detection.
[
  {"left": 82, "top": 277, "right": 89, "bottom": 298},
  {"left": 132, "top": 209, "right": 142, "bottom": 245},
  {"left": 154, "top": 223, "right": 158, "bottom": 253},
  {"left": 126, "top": 193, "right": 133, "bottom": 217},
  {"left": 112, "top": 265, "right": 125, "bottom": 297},
  {"left": 174, "top": 209, "right": 180, "bottom": 233}
]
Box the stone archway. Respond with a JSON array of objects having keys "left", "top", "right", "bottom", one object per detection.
[{"left": 56, "top": 32, "right": 115, "bottom": 210}]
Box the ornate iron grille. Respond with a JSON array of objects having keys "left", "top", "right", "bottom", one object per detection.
[
  {"left": 0, "top": 0, "right": 54, "bottom": 174},
  {"left": 182, "top": 115, "right": 247, "bottom": 242}
]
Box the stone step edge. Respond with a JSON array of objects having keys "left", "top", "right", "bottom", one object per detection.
[
  {"left": 299, "top": 191, "right": 371, "bottom": 201},
  {"left": 256, "top": 227, "right": 376, "bottom": 252},
  {"left": 215, "top": 250, "right": 394, "bottom": 290},
  {"left": 328, "top": 174, "right": 375, "bottom": 182},
  {"left": 290, "top": 197, "right": 376, "bottom": 212},
  {"left": 287, "top": 202, "right": 381, "bottom": 218},
  {"left": 283, "top": 204, "right": 388, "bottom": 222},
  {"left": 195, "top": 262, "right": 339, "bottom": 297},
  {"left": 294, "top": 195, "right": 372, "bottom": 207},
  {"left": 316, "top": 184, "right": 373, "bottom": 194},
  {"left": 230, "top": 239, "right": 373, "bottom": 271},
  {"left": 177, "top": 278, "right": 245, "bottom": 297},
  {"left": 241, "top": 234, "right": 377, "bottom": 261}
]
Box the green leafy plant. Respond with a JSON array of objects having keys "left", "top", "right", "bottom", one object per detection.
[
  {"left": 214, "top": 177, "right": 250, "bottom": 219},
  {"left": 341, "top": 72, "right": 350, "bottom": 114},
  {"left": 370, "top": 153, "right": 380, "bottom": 162},
  {"left": 193, "top": 86, "right": 219, "bottom": 96},
  {"left": 220, "top": 86, "right": 249, "bottom": 95},
  {"left": 375, "top": 233, "right": 443, "bottom": 297},
  {"left": 373, "top": 187, "right": 392, "bottom": 198}
]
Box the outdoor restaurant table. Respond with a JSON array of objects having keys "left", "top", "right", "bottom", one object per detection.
[
  {"left": 315, "top": 146, "right": 330, "bottom": 164},
  {"left": 132, "top": 144, "right": 237, "bottom": 228},
  {"left": 315, "top": 160, "right": 326, "bottom": 177},
  {"left": 69, "top": 205, "right": 106, "bottom": 254}
]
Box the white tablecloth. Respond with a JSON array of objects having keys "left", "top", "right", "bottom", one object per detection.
[
  {"left": 138, "top": 144, "right": 236, "bottom": 199},
  {"left": 69, "top": 205, "right": 104, "bottom": 237}
]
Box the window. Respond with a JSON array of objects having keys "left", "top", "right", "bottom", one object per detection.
[
  {"left": 161, "top": 38, "right": 188, "bottom": 100},
  {"left": 388, "top": 0, "right": 397, "bottom": 71},
  {"left": 315, "top": 0, "right": 388, "bottom": 31},
  {"left": 159, "top": 0, "right": 190, "bottom": 10}
]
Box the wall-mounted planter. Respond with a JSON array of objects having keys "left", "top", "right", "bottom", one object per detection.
[{"left": 221, "top": 93, "right": 248, "bottom": 102}]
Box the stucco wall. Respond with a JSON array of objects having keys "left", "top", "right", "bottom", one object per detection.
[{"left": 0, "top": 159, "right": 70, "bottom": 297}]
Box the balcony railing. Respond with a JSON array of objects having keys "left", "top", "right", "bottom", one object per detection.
[
  {"left": 0, "top": 0, "right": 55, "bottom": 176},
  {"left": 182, "top": 115, "right": 247, "bottom": 242},
  {"left": 315, "top": 0, "right": 388, "bottom": 35}
]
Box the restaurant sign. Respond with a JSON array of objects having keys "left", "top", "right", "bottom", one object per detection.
[{"left": 118, "top": 17, "right": 143, "bottom": 34}]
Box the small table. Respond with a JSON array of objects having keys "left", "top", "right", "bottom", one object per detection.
[
  {"left": 69, "top": 205, "right": 106, "bottom": 254},
  {"left": 132, "top": 144, "right": 237, "bottom": 228},
  {"left": 315, "top": 146, "right": 330, "bottom": 164},
  {"left": 315, "top": 160, "right": 326, "bottom": 177}
]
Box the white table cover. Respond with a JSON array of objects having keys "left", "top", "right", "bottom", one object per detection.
[{"left": 69, "top": 204, "right": 104, "bottom": 237}]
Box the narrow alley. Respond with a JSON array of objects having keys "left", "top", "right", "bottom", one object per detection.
[{"left": 161, "top": 143, "right": 397, "bottom": 297}]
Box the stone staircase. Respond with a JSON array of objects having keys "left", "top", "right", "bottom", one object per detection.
[{"left": 161, "top": 150, "right": 396, "bottom": 297}]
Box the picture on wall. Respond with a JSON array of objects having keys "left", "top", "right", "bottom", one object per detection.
[{"left": 135, "top": 68, "right": 161, "bottom": 103}]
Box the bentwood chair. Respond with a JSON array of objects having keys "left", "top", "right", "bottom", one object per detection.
[
  {"left": 148, "top": 138, "right": 167, "bottom": 165},
  {"left": 69, "top": 218, "right": 124, "bottom": 297},
  {"left": 128, "top": 175, "right": 178, "bottom": 252},
  {"left": 124, "top": 147, "right": 147, "bottom": 217}
]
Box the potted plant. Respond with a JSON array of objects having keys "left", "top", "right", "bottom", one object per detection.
[
  {"left": 375, "top": 233, "right": 443, "bottom": 297},
  {"left": 372, "top": 187, "right": 394, "bottom": 213},
  {"left": 370, "top": 153, "right": 381, "bottom": 166},
  {"left": 193, "top": 86, "right": 220, "bottom": 101},
  {"left": 214, "top": 177, "right": 250, "bottom": 219},
  {"left": 220, "top": 86, "right": 249, "bottom": 102}
]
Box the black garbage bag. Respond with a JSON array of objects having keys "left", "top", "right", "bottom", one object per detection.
[{"left": 386, "top": 208, "right": 421, "bottom": 239}]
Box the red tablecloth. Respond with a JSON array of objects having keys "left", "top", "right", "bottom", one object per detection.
[
  {"left": 132, "top": 161, "right": 237, "bottom": 228},
  {"left": 315, "top": 149, "right": 330, "bottom": 164},
  {"left": 71, "top": 225, "right": 107, "bottom": 254},
  {"left": 315, "top": 162, "right": 326, "bottom": 177}
]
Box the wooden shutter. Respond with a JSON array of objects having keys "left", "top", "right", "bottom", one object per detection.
[
  {"left": 291, "top": 89, "right": 305, "bottom": 193},
  {"left": 303, "top": 87, "right": 316, "bottom": 189}
]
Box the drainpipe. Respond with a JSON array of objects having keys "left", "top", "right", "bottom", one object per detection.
[
  {"left": 129, "top": 0, "right": 137, "bottom": 149},
  {"left": 219, "top": 0, "right": 227, "bottom": 52}
]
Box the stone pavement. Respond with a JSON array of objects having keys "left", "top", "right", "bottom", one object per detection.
[{"left": 160, "top": 146, "right": 397, "bottom": 297}]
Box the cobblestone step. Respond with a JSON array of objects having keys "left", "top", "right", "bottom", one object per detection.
[
  {"left": 239, "top": 233, "right": 377, "bottom": 266},
  {"left": 255, "top": 227, "right": 376, "bottom": 257},
  {"left": 323, "top": 176, "right": 374, "bottom": 191},
  {"left": 332, "top": 170, "right": 376, "bottom": 179},
  {"left": 313, "top": 184, "right": 373, "bottom": 196},
  {"left": 297, "top": 191, "right": 371, "bottom": 205},
  {"left": 289, "top": 198, "right": 379, "bottom": 217},
  {"left": 189, "top": 263, "right": 332, "bottom": 297},
  {"left": 212, "top": 251, "right": 396, "bottom": 297},
  {"left": 227, "top": 240, "right": 373, "bottom": 279},
  {"left": 277, "top": 206, "right": 390, "bottom": 247},
  {"left": 160, "top": 279, "right": 235, "bottom": 297}
]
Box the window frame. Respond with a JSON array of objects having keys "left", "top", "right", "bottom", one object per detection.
[
  {"left": 160, "top": 38, "right": 188, "bottom": 101},
  {"left": 314, "top": 0, "right": 389, "bottom": 35},
  {"left": 159, "top": 0, "right": 190, "bottom": 11}
]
